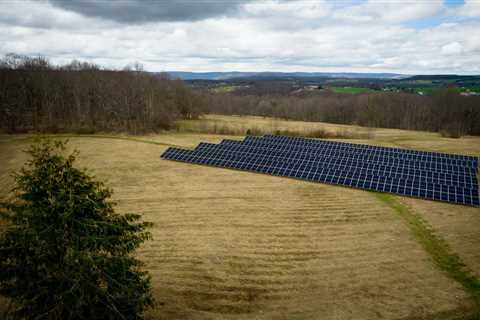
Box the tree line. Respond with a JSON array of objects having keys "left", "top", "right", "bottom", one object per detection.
[
  {"left": 1, "top": 54, "right": 479, "bottom": 137},
  {"left": 0, "top": 54, "right": 201, "bottom": 134},
  {"left": 202, "top": 88, "right": 480, "bottom": 137}
]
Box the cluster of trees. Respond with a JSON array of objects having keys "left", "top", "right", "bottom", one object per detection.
[
  {"left": 1, "top": 54, "right": 479, "bottom": 137},
  {"left": 0, "top": 139, "right": 153, "bottom": 319},
  {"left": 0, "top": 54, "right": 202, "bottom": 134},
  {"left": 203, "top": 89, "right": 480, "bottom": 137}
]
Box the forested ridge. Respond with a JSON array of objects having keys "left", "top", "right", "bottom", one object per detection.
[
  {"left": 204, "top": 89, "right": 480, "bottom": 137},
  {"left": 0, "top": 54, "right": 202, "bottom": 134},
  {"left": 1, "top": 54, "right": 479, "bottom": 137}
]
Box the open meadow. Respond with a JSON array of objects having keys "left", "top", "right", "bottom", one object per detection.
[{"left": 1, "top": 115, "right": 479, "bottom": 319}]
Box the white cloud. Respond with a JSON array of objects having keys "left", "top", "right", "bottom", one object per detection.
[
  {"left": 0, "top": 0, "right": 479, "bottom": 74},
  {"left": 0, "top": 0, "right": 115, "bottom": 30},
  {"left": 333, "top": 0, "right": 444, "bottom": 24},
  {"left": 243, "top": 0, "right": 331, "bottom": 19},
  {"left": 441, "top": 41, "right": 463, "bottom": 55},
  {"left": 455, "top": 0, "right": 480, "bottom": 17}
]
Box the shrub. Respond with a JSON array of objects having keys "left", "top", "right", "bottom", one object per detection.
[
  {"left": 215, "top": 124, "right": 236, "bottom": 135},
  {"left": 246, "top": 127, "right": 264, "bottom": 136},
  {"left": 440, "top": 122, "right": 465, "bottom": 138},
  {"left": 0, "top": 139, "right": 154, "bottom": 320},
  {"left": 73, "top": 126, "right": 97, "bottom": 135},
  {"left": 154, "top": 114, "right": 174, "bottom": 131},
  {"left": 273, "top": 129, "right": 300, "bottom": 137},
  {"left": 305, "top": 129, "right": 331, "bottom": 138},
  {"left": 41, "top": 124, "right": 62, "bottom": 134}
]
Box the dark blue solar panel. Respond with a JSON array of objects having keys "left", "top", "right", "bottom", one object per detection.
[
  {"left": 222, "top": 139, "right": 477, "bottom": 176},
  {"left": 185, "top": 144, "right": 477, "bottom": 192},
  {"left": 256, "top": 135, "right": 477, "bottom": 167},
  {"left": 161, "top": 136, "right": 480, "bottom": 207},
  {"left": 261, "top": 135, "right": 479, "bottom": 166},
  {"left": 243, "top": 136, "right": 479, "bottom": 170},
  {"left": 218, "top": 140, "right": 478, "bottom": 180}
]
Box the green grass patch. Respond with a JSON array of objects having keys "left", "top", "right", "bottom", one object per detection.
[
  {"left": 414, "top": 86, "right": 477, "bottom": 95},
  {"left": 329, "top": 86, "right": 374, "bottom": 94},
  {"left": 415, "top": 87, "right": 440, "bottom": 95},
  {"left": 460, "top": 87, "right": 480, "bottom": 94},
  {"left": 415, "top": 86, "right": 460, "bottom": 95},
  {"left": 210, "top": 85, "right": 237, "bottom": 93},
  {"left": 375, "top": 193, "right": 480, "bottom": 316}
]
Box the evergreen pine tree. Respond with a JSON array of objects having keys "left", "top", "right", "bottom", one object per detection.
[{"left": 0, "top": 139, "right": 154, "bottom": 319}]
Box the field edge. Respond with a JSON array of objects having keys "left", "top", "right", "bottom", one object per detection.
[{"left": 374, "top": 193, "right": 480, "bottom": 318}]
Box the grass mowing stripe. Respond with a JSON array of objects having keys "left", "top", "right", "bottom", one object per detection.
[
  {"left": 0, "top": 134, "right": 186, "bottom": 149},
  {"left": 375, "top": 193, "right": 480, "bottom": 317}
]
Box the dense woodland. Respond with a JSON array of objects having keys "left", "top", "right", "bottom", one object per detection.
[
  {"left": 1, "top": 54, "right": 480, "bottom": 137},
  {"left": 0, "top": 54, "right": 201, "bottom": 134},
  {"left": 204, "top": 89, "right": 480, "bottom": 137}
]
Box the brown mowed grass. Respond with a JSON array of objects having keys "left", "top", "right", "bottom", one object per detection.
[
  {"left": 176, "top": 114, "right": 376, "bottom": 140},
  {"left": 0, "top": 117, "right": 479, "bottom": 319},
  {"left": 174, "top": 115, "right": 480, "bottom": 288},
  {"left": 398, "top": 197, "right": 480, "bottom": 279}
]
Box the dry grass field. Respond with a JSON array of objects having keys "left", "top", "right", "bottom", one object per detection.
[
  {"left": 176, "top": 114, "right": 376, "bottom": 139},
  {"left": 1, "top": 115, "right": 479, "bottom": 319}
]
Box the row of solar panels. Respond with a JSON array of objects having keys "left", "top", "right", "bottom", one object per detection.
[
  {"left": 200, "top": 142, "right": 477, "bottom": 187},
  {"left": 161, "top": 135, "right": 480, "bottom": 207},
  {"left": 263, "top": 135, "right": 478, "bottom": 164},
  {"left": 250, "top": 136, "right": 479, "bottom": 168},
  {"left": 219, "top": 140, "right": 477, "bottom": 177}
]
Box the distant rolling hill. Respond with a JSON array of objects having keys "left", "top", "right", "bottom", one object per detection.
[
  {"left": 405, "top": 75, "right": 480, "bottom": 81},
  {"left": 166, "top": 71, "right": 408, "bottom": 80}
]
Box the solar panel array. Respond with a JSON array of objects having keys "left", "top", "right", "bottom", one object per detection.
[{"left": 161, "top": 135, "right": 480, "bottom": 207}]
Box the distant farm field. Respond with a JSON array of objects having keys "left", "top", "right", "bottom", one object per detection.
[
  {"left": 329, "top": 86, "right": 375, "bottom": 94},
  {"left": 1, "top": 115, "right": 479, "bottom": 319}
]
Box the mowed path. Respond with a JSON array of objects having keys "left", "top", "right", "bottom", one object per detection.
[{"left": 0, "top": 131, "right": 479, "bottom": 319}]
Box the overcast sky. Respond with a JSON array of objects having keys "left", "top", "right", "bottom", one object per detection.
[{"left": 1, "top": 0, "right": 480, "bottom": 74}]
